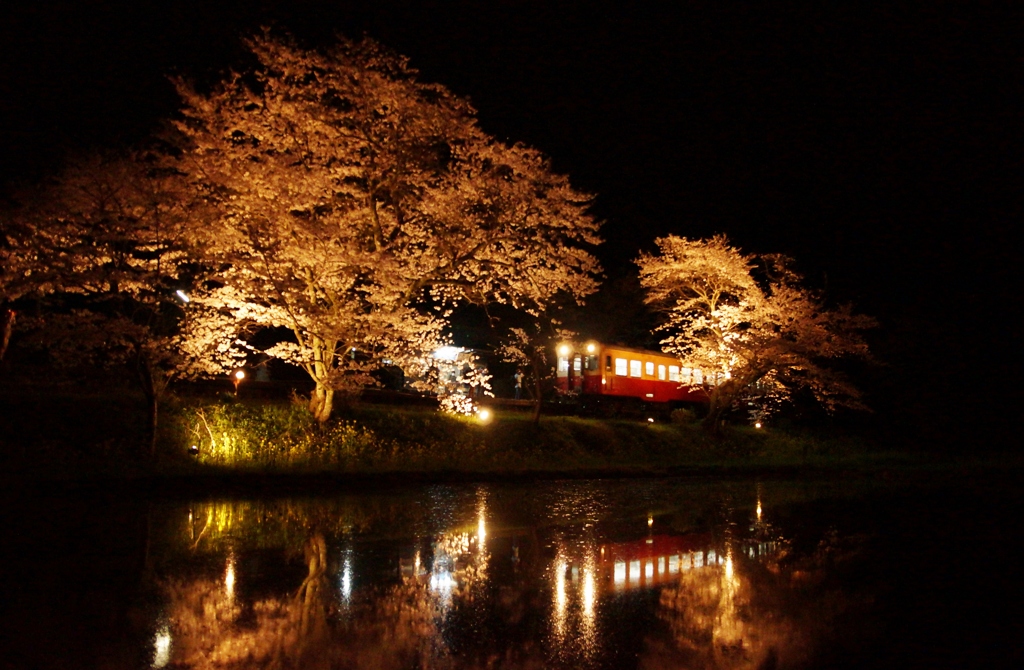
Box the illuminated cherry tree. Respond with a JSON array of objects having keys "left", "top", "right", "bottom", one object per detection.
[
  {"left": 0, "top": 152, "right": 244, "bottom": 454},
  {"left": 637, "top": 235, "right": 873, "bottom": 433},
  {"left": 497, "top": 316, "right": 577, "bottom": 423},
  {"left": 172, "top": 34, "right": 600, "bottom": 422}
]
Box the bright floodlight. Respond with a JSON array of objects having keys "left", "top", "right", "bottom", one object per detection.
[
  {"left": 557, "top": 344, "right": 571, "bottom": 357},
  {"left": 433, "top": 345, "right": 463, "bottom": 361},
  {"left": 175, "top": 290, "right": 190, "bottom": 303},
  {"left": 235, "top": 370, "right": 245, "bottom": 380}
]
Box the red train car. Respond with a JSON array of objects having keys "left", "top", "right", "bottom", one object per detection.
[{"left": 554, "top": 341, "right": 715, "bottom": 406}]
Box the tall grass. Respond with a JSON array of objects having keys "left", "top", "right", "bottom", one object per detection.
[{"left": 164, "top": 400, "right": 897, "bottom": 475}]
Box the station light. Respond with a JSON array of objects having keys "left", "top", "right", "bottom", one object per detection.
[
  {"left": 557, "top": 344, "right": 571, "bottom": 357},
  {"left": 586, "top": 343, "right": 596, "bottom": 353},
  {"left": 175, "top": 290, "right": 190, "bottom": 303}
]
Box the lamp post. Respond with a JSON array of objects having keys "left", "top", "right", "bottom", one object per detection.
[{"left": 233, "top": 369, "right": 245, "bottom": 396}]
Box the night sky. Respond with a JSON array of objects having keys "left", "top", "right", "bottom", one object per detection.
[{"left": 2, "top": 2, "right": 1019, "bottom": 446}]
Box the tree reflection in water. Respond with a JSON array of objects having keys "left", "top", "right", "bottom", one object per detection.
[
  {"left": 642, "top": 530, "right": 869, "bottom": 670},
  {"left": 149, "top": 482, "right": 873, "bottom": 669},
  {"left": 161, "top": 532, "right": 448, "bottom": 668}
]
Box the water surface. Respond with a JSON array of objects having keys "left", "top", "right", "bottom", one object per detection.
[{"left": 2, "top": 474, "right": 1021, "bottom": 668}]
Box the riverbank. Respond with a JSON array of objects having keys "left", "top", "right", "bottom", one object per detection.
[{"left": 0, "top": 386, "right": 955, "bottom": 488}]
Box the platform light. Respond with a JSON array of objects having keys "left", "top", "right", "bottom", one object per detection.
[
  {"left": 557, "top": 343, "right": 571, "bottom": 357},
  {"left": 586, "top": 342, "right": 596, "bottom": 353},
  {"left": 175, "top": 289, "right": 190, "bottom": 303}
]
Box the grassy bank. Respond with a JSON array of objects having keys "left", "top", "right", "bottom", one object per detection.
[
  {"left": 0, "top": 386, "right": 918, "bottom": 483},
  {"left": 160, "top": 397, "right": 909, "bottom": 476}
]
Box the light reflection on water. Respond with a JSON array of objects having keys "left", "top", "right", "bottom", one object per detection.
[
  {"left": 8, "top": 475, "right": 1019, "bottom": 669},
  {"left": 143, "top": 480, "right": 826, "bottom": 668}
]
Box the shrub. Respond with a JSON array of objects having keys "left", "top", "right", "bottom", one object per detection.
[{"left": 670, "top": 407, "right": 697, "bottom": 425}]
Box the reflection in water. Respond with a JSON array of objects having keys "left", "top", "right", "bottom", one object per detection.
[
  {"left": 152, "top": 624, "right": 171, "bottom": 669},
  {"left": 223, "top": 552, "right": 235, "bottom": 600},
  {"left": 339, "top": 547, "right": 353, "bottom": 604},
  {"left": 143, "top": 481, "right": 877, "bottom": 668}
]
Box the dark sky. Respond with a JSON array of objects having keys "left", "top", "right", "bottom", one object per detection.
[{"left": 2, "top": 1, "right": 1020, "bottom": 443}]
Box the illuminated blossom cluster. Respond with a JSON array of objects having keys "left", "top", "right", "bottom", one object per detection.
[
  {"left": 638, "top": 235, "right": 873, "bottom": 432},
  {"left": 0, "top": 153, "right": 246, "bottom": 453},
  {"left": 172, "top": 34, "right": 600, "bottom": 422},
  {"left": 1, "top": 33, "right": 600, "bottom": 429}
]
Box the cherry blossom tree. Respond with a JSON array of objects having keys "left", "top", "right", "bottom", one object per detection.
[
  {"left": 497, "top": 313, "right": 577, "bottom": 423},
  {"left": 0, "top": 152, "right": 244, "bottom": 455},
  {"left": 172, "top": 34, "right": 601, "bottom": 422},
  {"left": 637, "top": 235, "right": 874, "bottom": 434}
]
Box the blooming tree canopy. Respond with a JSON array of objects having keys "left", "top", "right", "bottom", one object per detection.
[
  {"left": 172, "top": 34, "right": 601, "bottom": 422},
  {"left": 0, "top": 152, "right": 244, "bottom": 453},
  {"left": 637, "top": 235, "right": 873, "bottom": 433}
]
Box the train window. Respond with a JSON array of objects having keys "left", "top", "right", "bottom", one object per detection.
[
  {"left": 658, "top": 365, "right": 666, "bottom": 380},
  {"left": 693, "top": 369, "right": 703, "bottom": 385},
  {"left": 573, "top": 356, "right": 582, "bottom": 372},
  {"left": 557, "top": 356, "right": 569, "bottom": 374},
  {"left": 681, "top": 367, "right": 691, "bottom": 383},
  {"left": 668, "top": 365, "right": 680, "bottom": 382},
  {"left": 585, "top": 355, "right": 598, "bottom": 371},
  {"left": 615, "top": 358, "right": 628, "bottom": 376},
  {"left": 645, "top": 361, "right": 654, "bottom": 376},
  {"left": 606, "top": 355, "right": 612, "bottom": 371},
  {"left": 630, "top": 360, "right": 642, "bottom": 377}
]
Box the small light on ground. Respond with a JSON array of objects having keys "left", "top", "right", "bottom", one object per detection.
[
  {"left": 755, "top": 422, "right": 762, "bottom": 429},
  {"left": 235, "top": 370, "right": 245, "bottom": 380},
  {"left": 477, "top": 408, "right": 492, "bottom": 423},
  {"left": 188, "top": 445, "right": 199, "bottom": 456},
  {"left": 647, "top": 417, "right": 655, "bottom": 423}
]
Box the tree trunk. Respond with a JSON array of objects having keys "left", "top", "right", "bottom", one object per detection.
[
  {"left": 309, "top": 383, "right": 335, "bottom": 424},
  {"left": 0, "top": 308, "right": 14, "bottom": 362},
  {"left": 530, "top": 354, "right": 543, "bottom": 424},
  {"left": 146, "top": 392, "right": 159, "bottom": 458},
  {"left": 136, "top": 355, "right": 160, "bottom": 458},
  {"left": 701, "top": 391, "right": 726, "bottom": 437}
]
